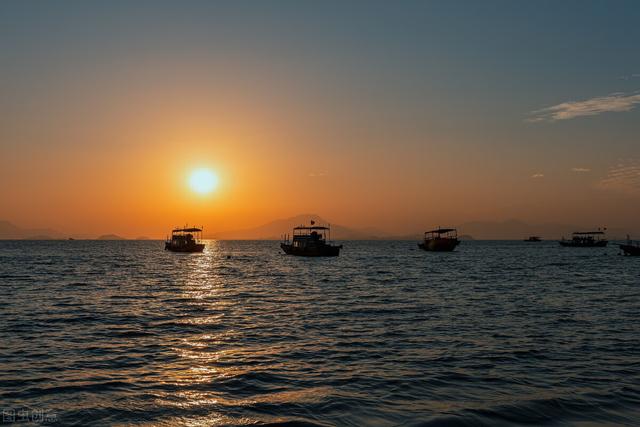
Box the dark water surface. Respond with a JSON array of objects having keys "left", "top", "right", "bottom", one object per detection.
[{"left": 1, "top": 240, "right": 639, "bottom": 426}]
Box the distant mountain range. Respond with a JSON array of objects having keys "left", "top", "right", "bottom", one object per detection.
[
  {"left": 454, "top": 219, "right": 622, "bottom": 241},
  {"left": 211, "top": 215, "right": 628, "bottom": 240},
  {"left": 0, "top": 220, "right": 128, "bottom": 240},
  {"left": 0, "top": 217, "right": 631, "bottom": 241},
  {"left": 210, "top": 214, "right": 389, "bottom": 240},
  {"left": 0, "top": 220, "right": 63, "bottom": 240}
]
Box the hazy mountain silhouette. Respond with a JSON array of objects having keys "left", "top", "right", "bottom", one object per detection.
[
  {"left": 1, "top": 218, "right": 630, "bottom": 241},
  {"left": 455, "top": 219, "right": 626, "bottom": 240},
  {"left": 0, "top": 220, "right": 62, "bottom": 239},
  {"left": 211, "top": 216, "right": 628, "bottom": 240},
  {"left": 97, "top": 234, "right": 126, "bottom": 240},
  {"left": 211, "top": 214, "right": 390, "bottom": 240}
]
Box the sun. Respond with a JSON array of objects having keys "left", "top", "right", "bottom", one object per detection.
[{"left": 189, "top": 168, "right": 219, "bottom": 194}]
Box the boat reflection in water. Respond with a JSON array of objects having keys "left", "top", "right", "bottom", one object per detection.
[
  {"left": 559, "top": 230, "right": 608, "bottom": 248},
  {"left": 281, "top": 221, "right": 342, "bottom": 257},
  {"left": 418, "top": 227, "right": 460, "bottom": 252},
  {"left": 165, "top": 227, "right": 205, "bottom": 253}
]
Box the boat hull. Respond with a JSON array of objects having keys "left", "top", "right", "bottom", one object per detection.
[
  {"left": 619, "top": 244, "right": 640, "bottom": 256},
  {"left": 418, "top": 238, "right": 460, "bottom": 252},
  {"left": 280, "top": 243, "right": 342, "bottom": 257},
  {"left": 165, "top": 242, "right": 205, "bottom": 253},
  {"left": 559, "top": 240, "right": 608, "bottom": 247}
]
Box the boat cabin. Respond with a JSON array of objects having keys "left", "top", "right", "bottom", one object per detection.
[
  {"left": 165, "top": 227, "right": 205, "bottom": 252},
  {"left": 290, "top": 226, "right": 329, "bottom": 248},
  {"left": 569, "top": 231, "right": 606, "bottom": 243},
  {"left": 560, "top": 230, "right": 608, "bottom": 247},
  {"left": 419, "top": 227, "right": 460, "bottom": 251},
  {"left": 424, "top": 228, "right": 458, "bottom": 240},
  {"left": 281, "top": 222, "right": 342, "bottom": 256}
]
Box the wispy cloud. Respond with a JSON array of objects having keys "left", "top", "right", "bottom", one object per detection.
[
  {"left": 528, "top": 92, "right": 640, "bottom": 122},
  {"left": 531, "top": 173, "right": 544, "bottom": 179},
  {"left": 571, "top": 167, "right": 591, "bottom": 173},
  {"left": 619, "top": 73, "right": 640, "bottom": 80},
  {"left": 597, "top": 159, "right": 640, "bottom": 194},
  {"left": 308, "top": 171, "right": 328, "bottom": 178}
]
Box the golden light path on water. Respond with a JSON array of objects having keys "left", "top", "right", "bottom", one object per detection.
[{"left": 152, "top": 241, "right": 335, "bottom": 426}]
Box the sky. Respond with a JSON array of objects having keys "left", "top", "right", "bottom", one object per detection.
[{"left": 1, "top": 1, "right": 640, "bottom": 237}]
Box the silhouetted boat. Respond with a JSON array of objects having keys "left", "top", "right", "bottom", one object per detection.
[
  {"left": 165, "top": 227, "right": 205, "bottom": 252},
  {"left": 281, "top": 221, "right": 342, "bottom": 257},
  {"left": 619, "top": 236, "right": 640, "bottom": 256},
  {"left": 559, "top": 231, "right": 607, "bottom": 247},
  {"left": 524, "top": 236, "right": 542, "bottom": 242},
  {"left": 418, "top": 227, "right": 460, "bottom": 252}
]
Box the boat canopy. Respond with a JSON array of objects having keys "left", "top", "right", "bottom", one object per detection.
[
  {"left": 426, "top": 228, "right": 456, "bottom": 234},
  {"left": 572, "top": 231, "right": 605, "bottom": 235},
  {"left": 172, "top": 227, "right": 202, "bottom": 233},
  {"left": 293, "top": 226, "right": 330, "bottom": 230}
]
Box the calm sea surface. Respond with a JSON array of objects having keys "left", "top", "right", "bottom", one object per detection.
[{"left": 1, "top": 240, "right": 639, "bottom": 426}]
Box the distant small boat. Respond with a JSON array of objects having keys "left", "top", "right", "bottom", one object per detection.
[
  {"left": 68, "top": 237, "right": 75, "bottom": 241},
  {"left": 418, "top": 227, "right": 460, "bottom": 252},
  {"left": 524, "top": 236, "right": 542, "bottom": 242},
  {"left": 165, "top": 227, "right": 205, "bottom": 252},
  {"left": 559, "top": 231, "right": 608, "bottom": 248},
  {"left": 619, "top": 236, "right": 640, "bottom": 256},
  {"left": 281, "top": 221, "right": 342, "bottom": 257}
]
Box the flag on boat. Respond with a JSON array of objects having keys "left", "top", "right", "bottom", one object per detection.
[{"left": 310, "top": 220, "right": 315, "bottom": 225}]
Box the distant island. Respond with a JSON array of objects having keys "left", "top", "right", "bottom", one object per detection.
[
  {"left": 97, "top": 234, "right": 126, "bottom": 240},
  {"left": 0, "top": 217, "right": 632, "bottom": 241},
  {"left": 0, "top": 220, "right": 63, "bottom": 240}
]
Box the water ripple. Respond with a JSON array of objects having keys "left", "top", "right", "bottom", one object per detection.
[{"left": 0, "top": 240, "right": 639, "bottom": 426}]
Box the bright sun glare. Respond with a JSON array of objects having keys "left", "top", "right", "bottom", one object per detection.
[{"left": 189, "top": 168, "right": 219, "bottom": 194}]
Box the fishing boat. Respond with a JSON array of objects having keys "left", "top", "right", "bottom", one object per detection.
[
  {"left": 619, "top": 236, "right": 640, "bottom": 256},
  {"left": 559, "top": 231, "right": 608, "bottom": 247},
  {"left": 280, "top": 221, "right": 342, "bottom": 257},
  {"left": 165, "top": 227, "right": 205, "bottom": 252},
  {"left": 524, "top": 236, "right": 542, "bottom": 242},
  {"left": 418, "top": 227, "right": 460, "bottom": 252}
]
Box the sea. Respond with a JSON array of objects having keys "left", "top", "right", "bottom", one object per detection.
[{"left": 1, "top": 240, "right": 639, "bottom": 426}]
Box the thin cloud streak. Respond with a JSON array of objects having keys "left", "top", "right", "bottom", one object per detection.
[
  {"left": 619, "top": 73, "right": 640, "bottom": 80},
  {"left": 597, "top": 159, "right": 640, "bottom": 194},
  {"left": 531, "top": 173, "right": 544, "bottom": 179},
  {"left": 571, "top": 167, "right": 591, "bottom": 173},
  {"left": 528, "top": 92, "right": 640, "bottom": 122}
]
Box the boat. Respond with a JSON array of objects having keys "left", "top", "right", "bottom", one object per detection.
[
  {"left": 559, "top": 231, "right": 608, "bottom": 247},
  {"left": 165, "top": 227, "right": 205, "bottom": 252},
  {"left": 418, "top": 227, "right": 460, "bottom": 252},
  {"left": 619, "top": 236, "right": 640, "bottom": 256},
  {"left": 280, "top": 221, "right": 342, "bottom": 257},
  {"left": 524, "top": 236, "right": 542, "bottom": 242}
]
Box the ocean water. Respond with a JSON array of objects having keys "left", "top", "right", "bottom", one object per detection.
[{"left": 1, "top": 240, "right": 639, "bottom": 426}]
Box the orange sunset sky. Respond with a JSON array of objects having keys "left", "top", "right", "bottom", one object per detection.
[{"left": 1, "top": 2, "right": 640, "bottom": 238}]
